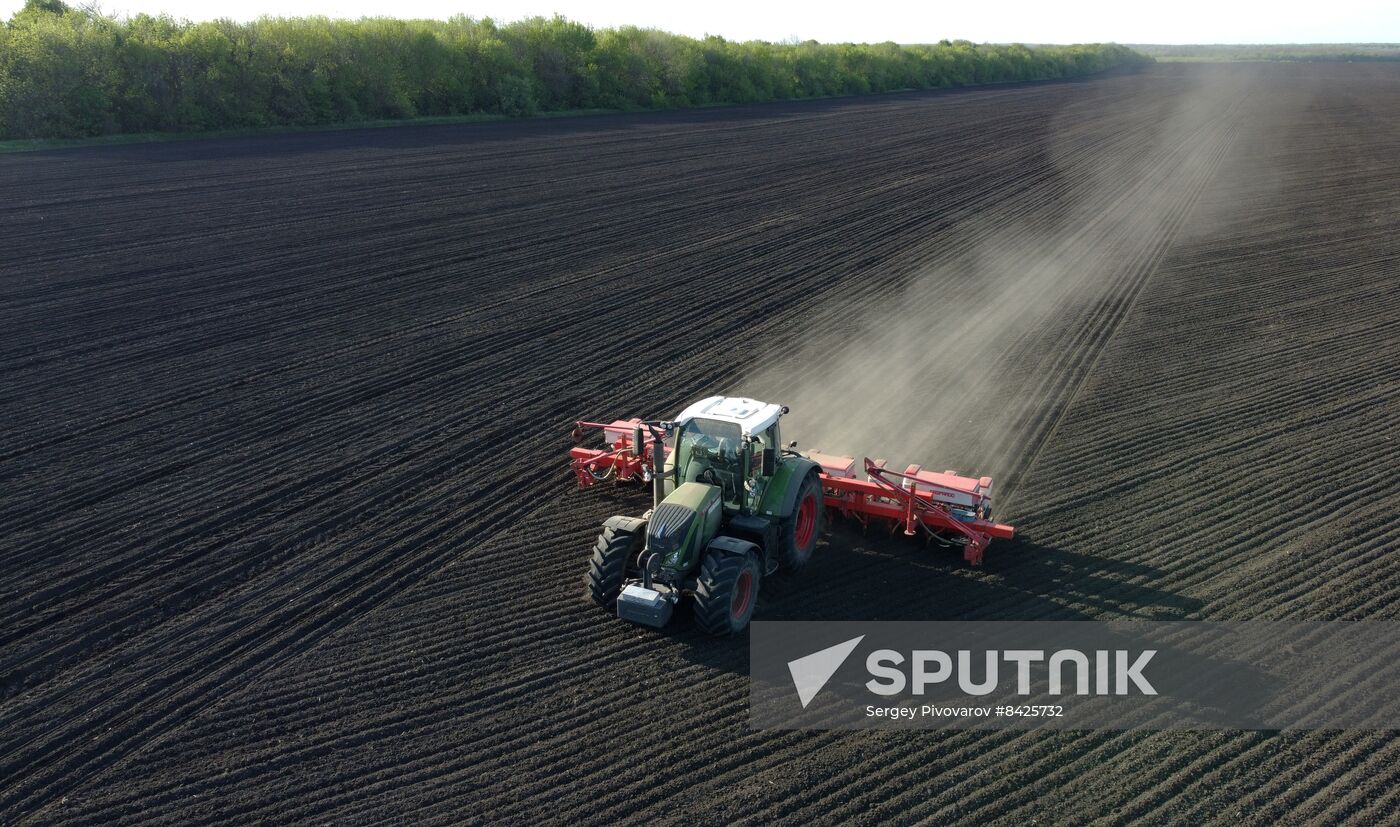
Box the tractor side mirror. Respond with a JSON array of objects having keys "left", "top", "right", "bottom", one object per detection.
[{"left": 761, "top": 447, "right": 776, "bottom": 477}]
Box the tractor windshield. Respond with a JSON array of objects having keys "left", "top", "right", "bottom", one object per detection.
[{"left": 676, "top": 417, "right": 744, "bottom": 504}]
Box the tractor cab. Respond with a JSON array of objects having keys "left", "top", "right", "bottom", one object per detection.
[{"left": 665, "top": 396, "right": 784, "bottom": 513}]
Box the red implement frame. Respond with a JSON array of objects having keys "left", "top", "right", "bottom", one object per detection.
[
  {"left": 569, "top": 419, "right": 661, "bottom": 486},
  {"left": 570, "top": 420, "right": 1015, "bottom": 565},
  {"left": 823, "top": 458, "right": 1015, "bottom": 565}
]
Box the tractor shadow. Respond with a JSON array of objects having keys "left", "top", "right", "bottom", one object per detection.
[{"left": 675, "top": 524, "right": 1203, "bottom": 677}]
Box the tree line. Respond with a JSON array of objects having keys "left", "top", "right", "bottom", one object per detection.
[
  {"left": 1130, "top": 43, "right": 1400, "bottom": 62},
  {"left": 0, "top": 0, "right": 1152, "bottom": 141}
]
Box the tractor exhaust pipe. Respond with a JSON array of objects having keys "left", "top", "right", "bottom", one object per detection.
[
  {"left": 651, "top": 426, "right": 665, "bottom": 510},
  {"left": 631, "top": 421, "right": 665, "bottom": 509}
]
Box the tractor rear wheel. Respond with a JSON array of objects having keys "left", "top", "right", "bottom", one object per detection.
[
  {"left": 693, "top": 549, "right": 762, "bottom": 636},
  {"left": 586, "top": 522, "right": 643, "bottom": 611},
  {"left": 779, "top": 472, "right": 823, "bottom": 571}
]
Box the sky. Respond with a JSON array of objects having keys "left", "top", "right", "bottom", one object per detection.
[{"left": 3, "top": 0, "right": 1397, "bottom": 43}]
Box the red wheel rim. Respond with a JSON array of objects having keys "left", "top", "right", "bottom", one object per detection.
[
  {"left": 795, "top": 491, "right": 817, "bottom": 549},
  {"left": 731, "top": 568, "right": 754, "bottom": 620}
]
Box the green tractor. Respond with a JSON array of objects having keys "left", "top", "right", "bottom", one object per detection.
[{"left": 577, "top": 396, "right": 824, "bottom": 635}]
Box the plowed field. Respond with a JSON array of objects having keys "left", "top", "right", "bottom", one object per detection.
[{"left": 3, "top": 62, "right": 1398, "bottom": 824}]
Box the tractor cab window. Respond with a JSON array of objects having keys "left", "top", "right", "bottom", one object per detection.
[
  {"left": 677, "top": 417, "right": 744, "bottom": 506},
  {"left": 749, "top": 424, "right": 778, "bottom": 477}
]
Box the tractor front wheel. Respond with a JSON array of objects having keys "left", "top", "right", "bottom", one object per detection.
[
  {"left": 693, "top": 550, "right": 762, "bottom": 636},
  {"left": 779, "top": 472, "right": 824, "bottom": 571},
  {"left": 586, "top": 522, "right": 643, "bottom": 611}
]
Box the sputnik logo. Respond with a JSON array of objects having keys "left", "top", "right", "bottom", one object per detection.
[{"left": 787, "top": 636, "right": 865, "bottom": 708}]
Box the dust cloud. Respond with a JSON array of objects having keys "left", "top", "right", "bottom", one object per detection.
[{"left": 740, "top": 66, "right": 1284, "bottom": 489}]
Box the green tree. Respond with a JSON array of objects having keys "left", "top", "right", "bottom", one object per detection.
[{"left": 0, "top": 6, "right": 1151, "bottom": 141}]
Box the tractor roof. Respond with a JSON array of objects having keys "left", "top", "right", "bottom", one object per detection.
[{"left": 674, "top": 396, "right": 784, "bottom": 436}]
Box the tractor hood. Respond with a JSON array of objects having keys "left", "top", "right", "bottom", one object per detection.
[{"left": 648, "top": 481, "right": 722, "bottom": 572}]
